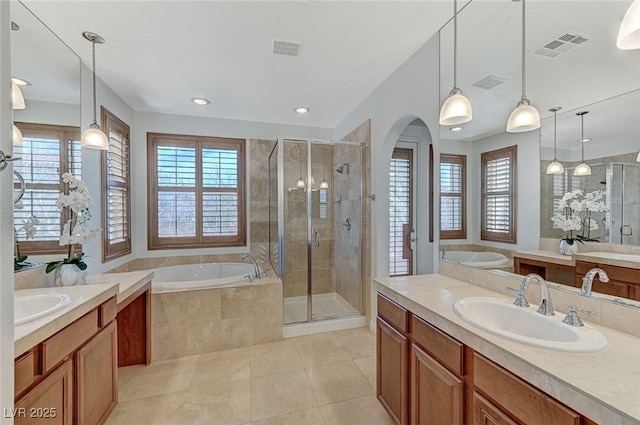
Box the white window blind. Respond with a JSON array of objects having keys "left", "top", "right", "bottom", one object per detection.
[
  {"left": 481, "top": 146, "right": 517, "bottom": 243},
  {"left": 13, "top": 123, "right": 81, "bottom": 254},
  {"left": 102, "top": 108, "right": 132, "bottom": 261},
  {"left": 389, "top": 149, "right": 412, "bottom": 276},
  {"left": 440, "top": 154, "right": 466, "bottom": 239}
]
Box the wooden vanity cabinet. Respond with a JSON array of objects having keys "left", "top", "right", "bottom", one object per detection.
[
  {"left": 575, "top": 261, "right": 640, "bottom": 301},
  {"left": 15, "top": 296, "right": 118, "bottom": 425}
]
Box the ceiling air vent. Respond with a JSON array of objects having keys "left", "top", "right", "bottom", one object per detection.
[
  {"left": 272, "top": 37, "right": 303, "bottom": 57},
  {"left": 472, "top": 75, "right": 507, "bottom": 90},
  {"left": 533, "top": 32, "right": 591, "bottom": 58}
]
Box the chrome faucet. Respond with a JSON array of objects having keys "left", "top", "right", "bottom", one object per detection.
[
  {"left": 580, "top": 268, "right": 609, "bottom": 296},
  {"left": 441, "top": 246, "right": 447, "bottom": 260},
  {"left": 508, "top": 273, "right": 554, "bottom": 316},
  {"left": 241, "top": 254, "right": 260, "bottom": 279}
]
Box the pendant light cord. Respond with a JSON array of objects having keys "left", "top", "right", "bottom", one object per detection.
[
  {"left": 581, "top": 113, "right": 585, "bottom": 161},
  {"left": 453, "top": 0, "right": 458, "bottom": 87},
  {"left": 521, "top": 0, "right": 526, "bottom": 98},
  {"left": 92, "top": 38, "right": 97, "bottom": 124},
  {"left": 553, "top": 109, "right": 557, "bottom": 159}
]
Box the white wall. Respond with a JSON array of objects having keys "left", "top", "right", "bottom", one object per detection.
[
  {"left": 470, "top": 130, "right": 541, "bottom": 251},
  {"left": 131, "top": 111, "right": 332, "bottom": 259},
  {"left": 439, "top": 138, "right": 474, "bottom": 245},
  {"left": 13, "top": 99, "right": 79, "bottom": 127}
]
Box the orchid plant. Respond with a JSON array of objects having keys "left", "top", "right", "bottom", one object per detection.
[
  {"left": 551, "top": 189, "right": 607, "bottom": 245},
  {"left": 14, "top": 216, "right": 39, "bottom": 271},
  {"left": 46, "top": 173, "right": 100, "bottom": 274}
]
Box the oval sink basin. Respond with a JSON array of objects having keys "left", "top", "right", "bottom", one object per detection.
[
  {"left": 15, "top": 293, "right": 72, "bottom": 326},
  {"left": 453, "top": 297, "right": 607, "bottom": 353}
]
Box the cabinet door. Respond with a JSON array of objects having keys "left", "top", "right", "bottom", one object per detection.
[
  {"left": 472, "top": 392, "right": 517, "bottom": 425},
  {"left": 76, "top": 321, "right": 118, "bottom": 425},
  {"left": 15, "top": 359, "right": 73, "bottom": 425},
  {"left": 377, "top": 317, "right": 409, "bottom": 425},
  {"left": 411, "top": 343, "right": 463, "bottom": 425}
]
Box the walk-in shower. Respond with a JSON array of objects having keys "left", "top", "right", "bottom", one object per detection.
[{"left": 268, "top": 138, "right": 365, "bottom": 336}]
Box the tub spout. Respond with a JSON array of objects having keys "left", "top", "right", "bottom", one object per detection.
[{"left": 241, "top": 254, "right": 260, "bottom": 279}]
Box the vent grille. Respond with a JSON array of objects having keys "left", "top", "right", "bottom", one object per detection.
[
  {"left": 272, "top": 37, "right": 303, "bottom": 57},
  {"left": 472, "top": 75, "right": 507, "bottom": 90},
  {"left": 534, "top": 32, "right": 591, "bottom": 58}
]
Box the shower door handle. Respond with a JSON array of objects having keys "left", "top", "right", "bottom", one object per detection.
[{"left": 314, "top": 232, "right": 320, "bottom": 247}]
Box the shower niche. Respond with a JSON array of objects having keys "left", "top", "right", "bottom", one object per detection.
[{"left": 268, "top": 138, "right": 364, "bottom": 328}]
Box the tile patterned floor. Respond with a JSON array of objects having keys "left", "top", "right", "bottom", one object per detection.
[{"left": 106, "top": 327, "right": 392, "bottom": 425}]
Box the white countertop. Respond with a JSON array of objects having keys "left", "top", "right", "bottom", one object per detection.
[
  {"left": 375, "top": 274, "right": 640, "bottom": 425},
  {"left": 512, "top": 250, "right": 575, "bottom": 266},
  {"left": 574, "top": 252, "right": 640, "bottom": 270},
  {"left": 14, "top": 271, "right": 154, "bottom": 358}
]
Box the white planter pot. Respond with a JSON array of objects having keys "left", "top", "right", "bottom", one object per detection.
[
  {"left": 54, "top": 264, "right": 88, "bottom": 286},
  {"left": 559, "top": 240, "right": 578, "bottom": 256}
]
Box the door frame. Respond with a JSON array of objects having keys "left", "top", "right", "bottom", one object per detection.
[{"left": 391, "top": 140, "right": 418, "bottom": 276}]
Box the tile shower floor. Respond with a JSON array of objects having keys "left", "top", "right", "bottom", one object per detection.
[{"left": 106, "top": 327, "right": 392, "bottom": 425}]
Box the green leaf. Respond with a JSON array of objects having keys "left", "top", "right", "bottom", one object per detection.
[
  {"left": 75, "top": 261, "right": 88, "bottom": 271},
  {"left": 46, "top": 261, "right": 63, "bottom": 274}
]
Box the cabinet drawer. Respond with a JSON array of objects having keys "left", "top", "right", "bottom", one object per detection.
[
  {"left": 412, "top": 314, "right": 463, "bottom": 376},
  {"left": 473, "top": 353, "right": 580, "bottom": 425},
  {"left": 576, "top": 261, "right": 640, "bottom": 284},
  {"left": 99, "top": 297, "right": 117, "bottom": 328},
  {"left": 377, "top": 294, "right": 409, "bottom": 333},
  {"left": 15, "top": 350, "right": 38, "bottom": 398},
  {"left": 42, "top": 309, "right": 99, "bottom": 373}
]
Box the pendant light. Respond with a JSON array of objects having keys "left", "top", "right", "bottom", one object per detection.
[
  {"left": 319, "top": 151, "right": 329, "bottom": 189},
  {"left": 297, "top": 146, "right": 306, "bottom": 189},
  {"left": 617, "top": 0, "right": 640, "bottom": 49},
  {"left": 545, "top": 107, "right": 564, "bottom": 175},
  {"left": 573, "top": 111, "right": 591, "bottom": 176},
  {"left": 506, "top": 0, "right": 540, "bottom": 133},
  {"left": 81, "top": 32, "right": 108, "bottom": 150},
  {"left": 439, "top": 0, "right": 472, "bottom": 126},
  {"left": 11, "top": 80, "right": 25, "bottom": 110},
  {"left": 13, "top": 125, "right": 23, "bottom": 145},
  {"left": 636, "top": 151, "right": 640, "bottom": 162}
]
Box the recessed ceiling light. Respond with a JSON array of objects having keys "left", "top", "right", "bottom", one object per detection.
[
  {"left": 577, "top": 138, "right": 592, "bottom": 143},
  {"left": 294, "top": 107, "right": 310, "bottom": 114},
  {"left": 12, "top": 77, "right": 31, "bottom": 86},
  {"left": 449, "top": 126, "right": 463, "bottom": 132},
  {"left": 191, "top": 97, "right": 210, "bottom": 105}
]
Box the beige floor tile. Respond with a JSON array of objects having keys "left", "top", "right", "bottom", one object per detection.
[
  {"left": 181, "top": 379, "right": 251, "bottom": 425},
  {"left": 105, "top": 392, "right": 189, "bottom": 425},
  {"left": 117, "top": 365, "right": 145, "bottom": 401},
  {"left": 319, "top": 395, "right": 393, "bottom": 425},
  {"left": 336, "top": 331, "right": 376, "bottom": 360},
  {"left": 305, "top": 360, "right": 374, "bottom": 405},
  {"left": 294, "top": 334, "right": 351, "bottom": 367},
  {"left": 250, "top": 369, "right": 317, "bottom": 421},
  {"left": 190, "top": 347, "right": 250, "bottom": 389},
  {"left": 354, "top": 357, "right": 376, "bottom": 389},
  {"left": 251, "top": 407, "right": 326, "bottom": 425},
  {"left": 122, "top": 356, "right": 198, "bottom": 401},
  {"left": 250, "top": 340, "right": 304, "bottom": 378}
]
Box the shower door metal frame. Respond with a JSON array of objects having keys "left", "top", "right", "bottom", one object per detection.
[{"left": 277, "top": 137, "right": 364, "bottom": 324}]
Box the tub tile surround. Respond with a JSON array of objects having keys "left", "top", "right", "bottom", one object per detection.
[{"left": 376, "top": 272, "right": 640, "bottom": 425}]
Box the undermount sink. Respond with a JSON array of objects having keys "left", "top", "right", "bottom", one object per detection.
[
  {"left": 15, "top": 293, "right": 72, "bottom": 326},
  {"left": 453, "top": 297, "right": 607, "bottom": 354}
]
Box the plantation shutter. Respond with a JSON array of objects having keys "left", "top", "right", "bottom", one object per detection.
[
  {"left": 13, "top": 123, "right": 81, "bottom": 254},
  {"left": 440, "top": 154, "right": 466, "bottom": 239},
  {"left": 389, "top": 148, "right": 412, "bottom": 276},
  {"left": 102, "top": 108, "right": 132, "bottom": 262},
  {"left": 481, "top": 146, "right": 517, "bottom": 243}
]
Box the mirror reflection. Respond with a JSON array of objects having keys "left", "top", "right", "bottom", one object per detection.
[{"left": 437, "top": 0, "right": 640, "bottom": 302}]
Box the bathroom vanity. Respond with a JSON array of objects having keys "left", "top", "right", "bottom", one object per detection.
[{"left": 375, "top": 273, "right": 640, "bottom": 425}]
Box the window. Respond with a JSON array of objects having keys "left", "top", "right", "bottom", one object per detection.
[
  {"left": 147, "top": 132, "right": 246, "bottom": 250},
  {"left": 440, "top": 154, "right": 466, "bottom": 239},
  {"left": 13, "top": 122, "right": 81, "bottom": 254},
  {"left": 481, "top": 145, "right": 517, "bottom": 243},
  {"left": 389, "top": 148, "right": 413, "bottom": 276},
  {"left": 101, "top": 107, "right": 131, "bottom": 262}
]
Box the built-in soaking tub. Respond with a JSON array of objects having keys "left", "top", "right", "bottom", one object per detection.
[
  {"left": 148, "top": 262, "right": 282, "bottom": 361},
  {"left": 443, "top": 251, "right": 510, "bottom": 268}
]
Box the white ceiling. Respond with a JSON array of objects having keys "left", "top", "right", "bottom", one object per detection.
[{"left": 18, "top": 0, "right": 454, "bottom": 129}]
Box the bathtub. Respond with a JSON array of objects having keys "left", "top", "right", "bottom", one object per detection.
[
  {"left": 150, "top": 262, "right": 264, "bottom": 294},
  {"left": 443, "top": 251, "right": 509, "bottom": 268}
]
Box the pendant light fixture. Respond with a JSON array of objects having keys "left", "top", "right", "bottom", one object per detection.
[
  {"left": 11, "top": 80, "right": 25, "bottom": 110},
  {"left": 81, "top": 32, "right": 108, "bottom": 150},
  {"left": 636, "top": 151, "right": 640, "bottom": 162},
  {"left": 545, "top": 107, "right": 564, "bottom": 175},
  {"left": 297, "top": 146, "right": 306, "bottom": 189},
  {"left": 617, "top": 0, "right": 640, "bottom": 49},
  {"left": 439, "top": 0, "right": 472, "bottom": 126},
  {"left": 319, "top": 151, "right": 329, "bottom": 189},
  {"left": 506, "top": 0, "right": 540, "bottom": 133},
  {"left": 13, "top": 125, "right": 23, "bottom": 145},
  {"left": 573, "top": 111, "right": 592, "bottom": 176}
]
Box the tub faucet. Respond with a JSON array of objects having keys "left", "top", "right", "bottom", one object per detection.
[
  {"left": 241, "top": 254, "right": 260, "bottom": 279},
  {"left": 580, "top": 268, "right": 609, "bottom": 297},
  {"left": 441, "top": 246, "right": 447, "bottom": 260}
]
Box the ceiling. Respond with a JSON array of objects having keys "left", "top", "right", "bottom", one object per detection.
[{"left": 19, "top": 0, "right": 454, "bottom": 129}]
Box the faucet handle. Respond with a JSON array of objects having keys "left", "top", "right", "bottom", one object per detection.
[
  {"left": 506, "top": 286, "right": 529, "bottom": 308},
  {"left": 562, "top": 304, "right": 597, "bottom": 327}
]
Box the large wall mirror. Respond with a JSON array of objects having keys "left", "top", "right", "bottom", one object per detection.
[
  {"left": 438, "top": 0, "right": 640, "bottom": 300},
  {"left": 11, "top": 1, "right": 81, "bottom": 261}
]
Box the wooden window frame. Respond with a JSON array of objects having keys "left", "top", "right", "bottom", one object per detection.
[
  {"left": 481, "top": 145, "right": 517, "bottom": 244},
  {"left": 13, "top": 122, "right": 81, "bottom": 255},
  {"left": 101, "top": 107, "right": 132, "bottom": 262},
  {"left": 440, "top": 153, "right": 467, "bottom": 240},
  {"left": 389, "top": 147, "right": 413, "bottom": 277},
  {"left": 147, "top": 132, "right": 246, "bottom": 250}
]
